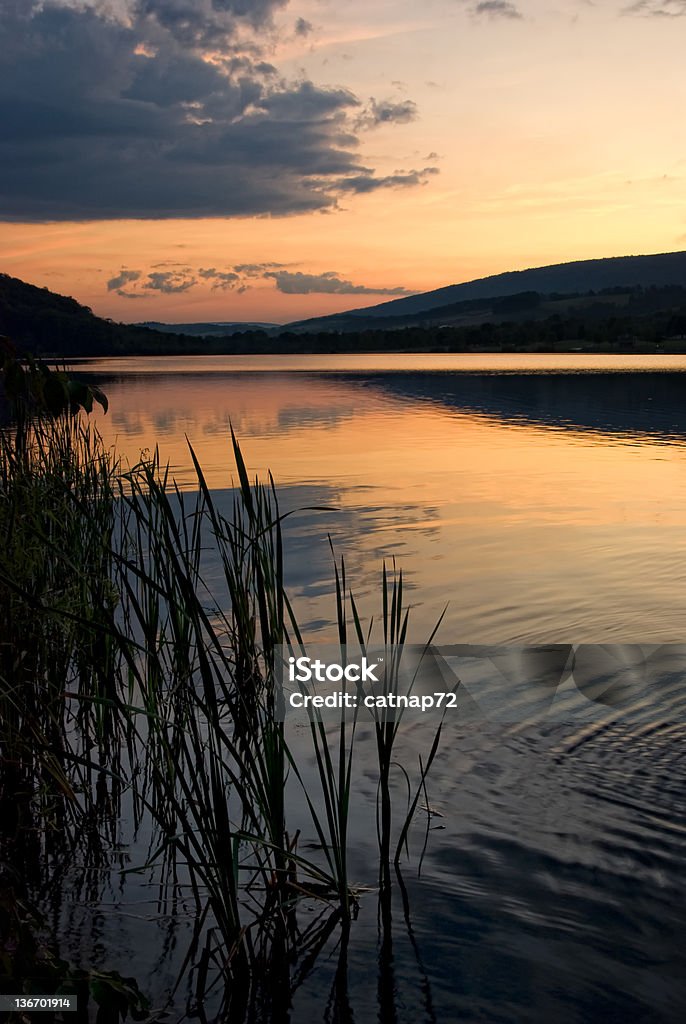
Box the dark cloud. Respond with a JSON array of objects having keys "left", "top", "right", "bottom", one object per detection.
[
  {"left": 144, "top": 270, "right": 197, "bottom": 293},
  {"left": 107, "top": 269, "right": 142, "bottom": 291},
  {"left": 356, "top": 98, "right": 418, "bottom": 130},
  {"left": 133, "top": 0, "right": 288, "bottom": 49},
  {"left": 234, "top": 262, "right": 289, "bottom": 275},
  {"left": 264, "top": 271, "right": 414, "bottom": 296},
  {"left": 0, "top": 1, "right": 435, "bottom": 222},
  {"left": 624, "top": 1, "right": 686, "bottom": 15},
  {"left": 106, "top": 261, "right": 413, "bottom": 297},
  {"left": 198, "top": 267, "right": 241, "bottom": 289},
  {"left": 294, "top": 17, "right": 313, "bottom": 36},
  {"left": 334, "top": 167, "right": 439, "bottom": 193},
  {"left": 260, "top": 79, "right": 360, "bottom": 120},
  {"left": 110, "top": 267, "right": 197, "bottom": 296},
  {"left": 472, "top": 1, "right": 523, "bottom": 19}
]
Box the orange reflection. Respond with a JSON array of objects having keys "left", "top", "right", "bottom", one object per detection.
[{"left": 74, "top": 357, "right": 686, "bottom": 645}]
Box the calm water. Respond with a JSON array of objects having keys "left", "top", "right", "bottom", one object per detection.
[
  {"left": 67, "top": 354, "right": 686, "bottom": 1022},
  {"left": 76, "top": 353, "right": 686, "bottom": 644}
]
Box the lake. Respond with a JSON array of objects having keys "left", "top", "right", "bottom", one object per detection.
[
  {"left": 77, "top": 353, "right": 686, "bottom": 644},
  {"left": 65, "top": 353, "right": 686, "bottom": 1022}
]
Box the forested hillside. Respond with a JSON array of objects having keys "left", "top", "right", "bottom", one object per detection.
[{"left": 2, "top": 272, "right": 686, "bottom": 358}]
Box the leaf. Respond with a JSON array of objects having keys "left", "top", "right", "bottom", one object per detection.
[
  {"left": 42, "top": 373, "right": 69, "bottom": 416},
  {"left": 66, "top": 379, "right": 93, "bottom": 413},
  {"left": 90, "top": 385, "right": 109, "bottom": 414},
  {"left": 2, "top": 358, "right": 27, "bottom": 401}
]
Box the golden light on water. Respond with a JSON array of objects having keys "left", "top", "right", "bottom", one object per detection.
[{"left": 79, "top": 356, "right": 686, "bottom": 644}]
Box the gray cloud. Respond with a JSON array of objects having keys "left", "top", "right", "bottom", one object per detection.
[
  {"left": 472, "top": 1, "right": 523, "bottom": 18},
  {"left": 133, "top": 0, "right": 289, "bottom": 49},
  {"left": 356, "top": 98, "right": 418, "bottom": 130},
  {"left": 264, "top": 270, "right": 414, "bottom": 296},
  {"left": 233, "top": 262, "right": 289, "bottom": 275},
  {"left": 334, "top": 167, "right": 440, "bottom": 193},
  {"left": 294, "top": 16, "right": 313, "bottom": 36},
  {"left": 0, "top": 1, "right": 435, "bottom": 221},
  {"left": 259, "top": 79, "right": 360, "bottom": 120},
  {"left": 624, "top": 1, "right": 686, "bottom": 15},
  {"left": 198, "top": 267, "right": 241, "bottom": 289},
  {"left": 144, "top": 270, "right": 197, "bottom": 293},
  {"left": 107, "top": 261, "right": 413, "bottom": 297},
  {"left": 107, "top": 269, "right": 142, "bottom": 291}
]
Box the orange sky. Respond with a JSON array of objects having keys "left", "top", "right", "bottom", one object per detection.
[{"left": 2, "top": 1, "right": 686, "bottom": 324}]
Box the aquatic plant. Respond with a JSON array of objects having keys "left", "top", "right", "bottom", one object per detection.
[
  {"left": 0, "top": 357, "right": 449, "bottom": 1015},
  {"left": 0, "top": 354, "right": 122, "bottom": 850}
]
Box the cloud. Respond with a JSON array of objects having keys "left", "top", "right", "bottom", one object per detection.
[
  {"left": 144, "top": 270, "right": 197, "bottom": 293},
  {"left": 294, "top": 17, "right": 313, "bottom": 37},
  {"left": 0, "top": 1, "right": 433, "bottom": 221},
  {"left": 334, "top": 167, "right": 439, "bottom": 193},
  {"left": 623, "top": 1, "right": 686, "bottom": 15},
  {"left": 106, "top": 261, "right": 414, "bottom": 297},
  {"left": 233, "top": 262, "right": 289, "bottom": 275},
  {"left": 198, "top": 267, "right": 241, "bottom": 289},
  {"left": 133, "top": 0, "right": 289, "bottom": 49},
  {"left": 472, "top": 1, "right": 523, "bottom": 19},
  {"left": 107, "top": 269, "right": 142, "bottom": 291},
  {"left": 264, "top": 270, "right": 414, "bottom": 296},
  {"left": 356, "top": 98, "right": 418, "bottom": 130}
]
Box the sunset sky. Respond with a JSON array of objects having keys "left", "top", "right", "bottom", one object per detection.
[{"left": 2, "top": 0, "right": 686, "bottom": 324}]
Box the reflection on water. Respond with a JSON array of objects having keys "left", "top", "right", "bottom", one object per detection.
[
  {"left": 75, "top": 356, "right": 686, "bottom": 644},
  {"left": 56, "top": 356, "right": 686, "bottom": 1021},
  {"left": 72, "top": 352, "right": 686, "bottom": 374}
]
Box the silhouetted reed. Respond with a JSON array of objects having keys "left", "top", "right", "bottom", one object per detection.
[{"left": 1, "top": 360, "right": 448, "bottom": 1017}]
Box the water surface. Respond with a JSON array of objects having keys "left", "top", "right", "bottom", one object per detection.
[
  {"left": 77, "top": 354, "right": 686, "bottom": 645},
  {"left": 63, "top": 354, "right": 686, "bottom": 1022}
]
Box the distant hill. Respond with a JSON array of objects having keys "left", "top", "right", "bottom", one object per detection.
[
  {"left": 288, "top": 250, "right": 686, "bottom": 332},
  {"left": 0, "top": 275, "right": 278, "bottom": 356},
  {"left": 137, "top": 321, "right": 281, "bottom": 337},
  {"left": 2, "top": 260, "right": 686, "bottom": 359},
  {"left": 0, "top": 273, "right": 181, "bottom": 356}
]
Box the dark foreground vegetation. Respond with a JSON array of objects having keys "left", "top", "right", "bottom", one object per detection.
[
  {"left": 3, "top": 272, "right": 686, "bottom": 358},
  {"left": 0, "top": 347, "right": 447, "bottom": 1021}
]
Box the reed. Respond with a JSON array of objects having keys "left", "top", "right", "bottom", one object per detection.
[
  {"left": 76, "top": 432, "right": 360, "bottom": 1008},
  {"left": 284, "top": 548, "right": 364, "bottom": 920},
  {"left": 0, "top": 408, "right": 124, "bottom": 852},
  {"left": 1, "top": 361, "right": 450, "bottom": 1015}
]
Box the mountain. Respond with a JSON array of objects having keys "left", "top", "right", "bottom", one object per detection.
[
  {"left": 0, "top": 275, "right": 277, "bottom": 355},
  {"left": 2, "top": 258, "right": 686, "bottom": 359},
  {"left": 0, "top": 273, "right": 173, "bottom": 356},
  {"left": 287, "top": 250, "right": 686, "bottom": 332},
  {"left": 136, "top": 321, "right": 281, "bottom": 336}
]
